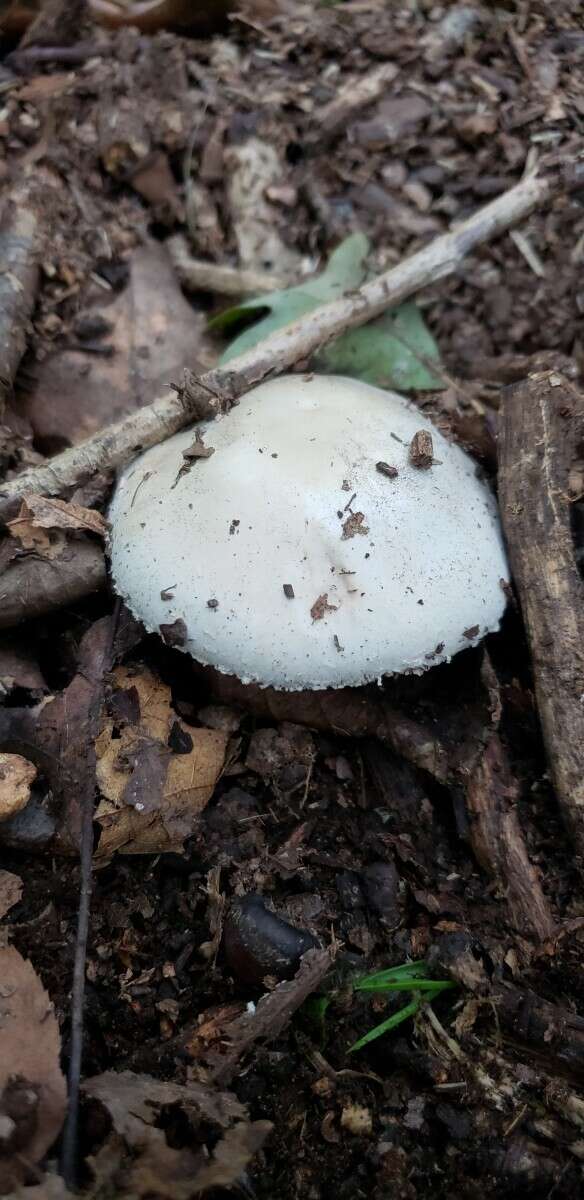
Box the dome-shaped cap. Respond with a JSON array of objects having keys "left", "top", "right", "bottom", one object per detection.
[{"left": 109, "top": 374, "right": 509, "bottom": 690}]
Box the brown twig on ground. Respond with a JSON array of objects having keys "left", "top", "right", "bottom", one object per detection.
[
  {"left": 498, "top": 367, "right": 584, "bottom": 859},
  {"left": 168, "top": 234, "right": 286, "bottom": 297},
  {"left": 60, "top": 601, "right": 122, "bottom": 1189},
  {"left": 0, "top": 181, "right": 46, "bottom": 418},
  {"left": 317, "top": 62, "right": 399, "bottom": 142},
  {"left": 0, "top": 160, "right": 577, "bottom": 518}
]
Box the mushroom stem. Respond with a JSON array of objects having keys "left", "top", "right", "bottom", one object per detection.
[{"left": 0, "top": 159, "right": 576, "bottom": 517}]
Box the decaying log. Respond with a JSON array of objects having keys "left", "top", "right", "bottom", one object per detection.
[
  {"left": 498, "top": 368, "right": 584, "bottom": 859},
  {"left": 0, "top": 162, "right": 574, "bottom": 519},
  {"left": 0, "top": 181, "right": 46, "bottom": 418}
]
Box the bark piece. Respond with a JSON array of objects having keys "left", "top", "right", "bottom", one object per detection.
[
  {"left": 498, "top": 368, "right": 584, "bottom": 857},
  {"left": 466, "top": 733, "right": 555, "bottom": 940},
  {"left": 209, "top": 947, "right": 332, "bottom": 1085},
  {"left": 0, "top": 164, "right": 568, "bottom": 516}
]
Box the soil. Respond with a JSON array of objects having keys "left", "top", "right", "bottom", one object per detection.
[{"left": 1, "top": 1, "right": 584, "bottom": 1197}]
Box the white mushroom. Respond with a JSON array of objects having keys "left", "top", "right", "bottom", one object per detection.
[{"left": 109, "top": 374, "right": 509, "bottom": 691}]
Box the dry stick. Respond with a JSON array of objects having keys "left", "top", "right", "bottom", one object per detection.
[
  {"left": 498, "top": 367, "right": 584, "bottom": 859},
  {"left": 0, "top": 181, "right": 45, "bottom": 418},
  {"left": 168, "top": 233, "right": 286, "bottom": 297},
  {"left": 60, "top": 600, "right": 122, "bottom": 1188},
  {"left": 0, "top": 162, "right": 574, "bottom": 519}
]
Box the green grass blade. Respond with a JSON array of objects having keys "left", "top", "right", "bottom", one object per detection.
[
  {"left": 353, "top": 961, "right": 429, "bottom": 990},
  {"left": 356, "top": 979, "right": 455, "bottom": 995},
  {"left": 348, "top": 997, "right": 423, "bottom": 1052}
]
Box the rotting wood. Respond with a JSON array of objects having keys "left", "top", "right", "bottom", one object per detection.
[
  {"left": 0, "top": 180, "right": 46, "bottom": 418},
  {"left": 498, "top": 367, "right": 584, "bottom": 859},
  {"left": 0, "top": 161, "right": 578, "bottom": 520}
]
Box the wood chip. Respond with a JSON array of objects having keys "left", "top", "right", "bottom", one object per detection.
[{"left": 409, "top": 430, "right": 434, "bottom": 470}]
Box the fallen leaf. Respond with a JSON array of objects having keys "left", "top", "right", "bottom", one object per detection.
[
  {"left": 94, "top": 666, "right": 228, "bottom": 860},
  {"left": 0, "top": 947, "right": 67, "bottom": 1193},
  {"left": 0, "top": 870, "right": 23, "bottom": 918},
  {"left": 82, "top": 1069, "right": 270, "bottom": 1198},
  {"left": 19, "top": 240, "right": 210, "bottom": 449},
  {"left": 36, "top": 617, "right": 114, "bottom": 850},
  {"left": 0, "top": 753, "right": 36, "bottom": 822},
  {"left": 213, "top": 235, "right": 442, "bottom": 391},
  {"left": 7, "top": 496, "right": 108, "bottom": 550},
  {"left": 0, "top": 634, "right": 48, "bottom": 698},
  {"left": 181, "top": 1121, "right": 273, "bottom": 1194}
]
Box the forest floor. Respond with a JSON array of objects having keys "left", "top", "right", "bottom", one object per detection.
[{"left": 1, "top": 1, "right": 584, "bottom": 1197}]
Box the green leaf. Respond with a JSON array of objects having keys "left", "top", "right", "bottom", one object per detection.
[
  {"left": 211, "top": 232, "right": 370, "bottom": 362},
  {"left": 316, "top": 302, "right": 442, "bottom": 390},
  {"left": 211, "top": 233, "right": 442, "bottom": 391}
]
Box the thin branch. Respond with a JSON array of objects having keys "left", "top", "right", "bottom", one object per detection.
[
  {"left": 0, "top": 158, "right": 577, "bottom": 519},
  {"left": 60, "top": 599, "right": 122, "bottom": 1188},
  {"left": 168, "top": 234, "right": 286, "bottom": 297}
]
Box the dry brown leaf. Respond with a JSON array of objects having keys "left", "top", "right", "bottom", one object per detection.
[
  {"left": 20, "top": 241, "right": 209, "bottom": 449},
  {"left": 0, "top": 753, "right": 36, "bottom": 822},
  {"left": 0, "top": 871, "right": 23, "bottom": 919},
  {"left": 7, "top": 497, "right": 107, "bottom": 560},
  {"left": 94, "top": 666, "right": 227, "bottom": 860},
  {"left": 0, "top": 947, "right": 67, "bottom": 1193},
  {"left": 82, "top": 1069, "right": 270, "bottom": 1199},
  {"left": 0, "top": 635, "right": 47, "bottom": 697}
]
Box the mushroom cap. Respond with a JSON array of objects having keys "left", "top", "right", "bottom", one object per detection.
[{"left": 109, "top": 374, "right": 509, "bottom": 690}]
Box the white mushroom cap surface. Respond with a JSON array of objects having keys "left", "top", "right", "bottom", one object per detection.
[{"left": 109, "top": 374, "right": 509, "bottom": 690}]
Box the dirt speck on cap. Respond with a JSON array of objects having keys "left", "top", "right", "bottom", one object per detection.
[
  {"left": 409, "top": 429, "right": 434, "bottom": 470},
  {"left": 311, "top": 593, "right": 338, "bottom": 621},
  {"left": 342, "top": 512, "right": 369, "bottom": 539}
]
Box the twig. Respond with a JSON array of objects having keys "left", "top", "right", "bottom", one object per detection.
[
  {"left": 60, "top": 599, "right": 122, "bottom": 1188},
  {"left": 168, "top": 234, "right": 286, "bottom": 297},
  {"left": 0, "top": 181, "right": 46, "bottom": 417},
  {"left": 498, "top": 366, "right": 584, "bottom": 858},
  {"left": 317, "top": 61, "right": 399, "bottom": 142},
  {"left": 0, "top": 160, "right": 577, "bottom": 518},
  {"left": 466, "top": 731, "right": 556, "bottom": 940}
]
